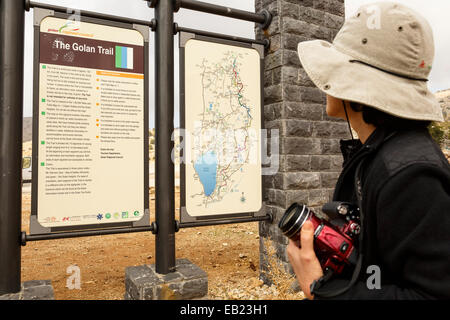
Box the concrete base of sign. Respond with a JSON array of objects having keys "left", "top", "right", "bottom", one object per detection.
[
  {"left": 124, "top": 259, "right": 208, "bottom": 300},
  {"left": 0, "top": 280, "right": 54, "bottom": 300}
]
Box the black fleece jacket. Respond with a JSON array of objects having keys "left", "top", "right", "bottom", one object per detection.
[{"left": 314, "top": 127, "right": 450, "bottom": 300}]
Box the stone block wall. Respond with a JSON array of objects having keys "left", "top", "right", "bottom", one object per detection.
[{"left": 255, "top": 0, "right": 347, "bottom": 281}]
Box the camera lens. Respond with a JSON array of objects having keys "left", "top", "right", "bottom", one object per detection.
[{"left": 278, "top": 203, "right": 311, "bottom": 239}]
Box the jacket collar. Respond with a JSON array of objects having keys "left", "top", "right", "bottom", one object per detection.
[{"left": 339, "top": 127, "right": 395, "bottom": 167}]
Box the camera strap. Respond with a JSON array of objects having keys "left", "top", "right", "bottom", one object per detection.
[{"left": 310, "top": 157, "right": 367, "bottom": 298}]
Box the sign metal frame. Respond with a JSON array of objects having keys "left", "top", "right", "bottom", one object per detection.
[
  {"left": 30, "top": 8, "right": 150, "bottom": 235},
  {"left": 179, "top": 31, "right": 266, "bottom": 225}
]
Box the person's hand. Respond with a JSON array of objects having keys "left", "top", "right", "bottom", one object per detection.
[{"left": 287, "top": 220, "right": 323, "bottom": 300}]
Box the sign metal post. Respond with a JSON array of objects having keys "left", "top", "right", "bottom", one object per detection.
[
  {"left": 0, "top": 0, "right": 25, "bottom": 295},
  {"left": 154, "top": 0, "right": 176, "bottom": 274}
]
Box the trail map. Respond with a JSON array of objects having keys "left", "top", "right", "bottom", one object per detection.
[{"left": 184, "top": 39, "right": 262, "bottom": 216}]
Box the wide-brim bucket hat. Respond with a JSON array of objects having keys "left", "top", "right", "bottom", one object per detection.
[{"left": 297, "top": 1, "right": 444, "bottom": 122}]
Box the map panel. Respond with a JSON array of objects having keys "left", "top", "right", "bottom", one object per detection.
[{"left": 184, "top": 39, "right": 262, "bottom": 217}]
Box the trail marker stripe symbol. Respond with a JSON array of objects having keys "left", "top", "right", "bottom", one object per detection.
[{"left": 115, "top": 46, "right": 133, "bottom": 69}]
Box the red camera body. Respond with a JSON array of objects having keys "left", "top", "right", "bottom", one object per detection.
[
  {"left": 307, "top": 213, "right": 358, "bottom": 274},
  {"left": 279, "top": 203, "right": 360, "bottom": 275}
]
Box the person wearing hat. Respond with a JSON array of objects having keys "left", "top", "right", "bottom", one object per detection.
[{"left": 286, "top": 2, "right": 450, "bottom": 299}]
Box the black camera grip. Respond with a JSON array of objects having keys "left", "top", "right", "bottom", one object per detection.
[{"left": 321, "top": 201, "right": 344, "bottom": 219}]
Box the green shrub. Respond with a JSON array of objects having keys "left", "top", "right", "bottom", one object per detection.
[{"left": 429, "top": 122, "right": 446, "bottom": 147}]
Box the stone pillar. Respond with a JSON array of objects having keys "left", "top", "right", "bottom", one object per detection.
[
  {"left": 255, "top": 0, "right": 347, "bottom": 282},
  {"left": 125, "top": 259, "right": 208, "bottom": 300},
  {"left": 0, "top": 280, "right": 54, "bottom": 300}
]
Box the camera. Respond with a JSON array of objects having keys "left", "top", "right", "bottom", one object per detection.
[{"left": 278, "top": 202, "right": 360, "bottom": 275}]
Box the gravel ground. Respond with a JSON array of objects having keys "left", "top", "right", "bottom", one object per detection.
[{"left": 20, "top": 188, "right": 305, "bottom": 300}]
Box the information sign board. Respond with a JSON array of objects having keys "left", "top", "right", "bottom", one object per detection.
[{"left": 31, "top": 11, "right": 149, "bottom": 233}]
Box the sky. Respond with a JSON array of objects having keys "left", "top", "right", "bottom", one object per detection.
[{"left": 22, "top": 0, "right": 449, "bottom": 127}]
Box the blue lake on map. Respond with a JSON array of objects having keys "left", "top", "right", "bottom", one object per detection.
[{"left": 194, "top": 151, "right": 218, "bottom": 197}]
